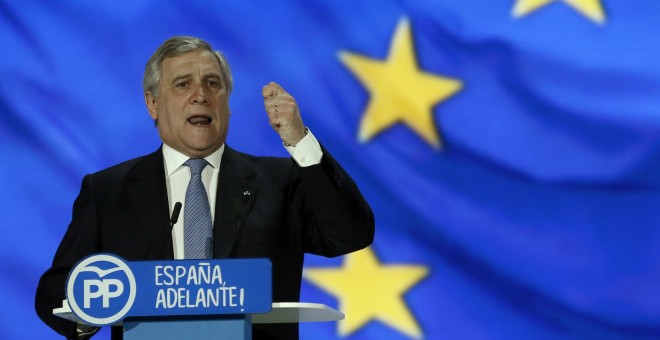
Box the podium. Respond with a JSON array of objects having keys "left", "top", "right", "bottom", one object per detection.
[
  {"left": 55, "top": 301, "right": 343, "bottom": 339},
  {"left": 55, "top": 254, "right": 342, "bottom": 339}
]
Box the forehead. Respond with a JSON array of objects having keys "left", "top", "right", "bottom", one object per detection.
[{"left": 161, "top": 49, "right": 222, "bottom": 78}]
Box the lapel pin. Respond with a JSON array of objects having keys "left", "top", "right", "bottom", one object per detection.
[{"left": 243, "top": 190, "right": 251, "bottom": 196}]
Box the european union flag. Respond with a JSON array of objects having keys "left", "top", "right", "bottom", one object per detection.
[{"left": 2, "top": 1, "right": 660, "bottom": 339}]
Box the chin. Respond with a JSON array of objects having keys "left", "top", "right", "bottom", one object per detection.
[{"left": 187, "top": 140, "right": 222, "bottom": 154}]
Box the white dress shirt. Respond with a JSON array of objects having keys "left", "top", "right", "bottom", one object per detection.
[{"left": 162, "top": 129, "right": 322, "bottom": 259}]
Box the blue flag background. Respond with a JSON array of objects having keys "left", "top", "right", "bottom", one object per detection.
[{"left": 2, "top": 1, "right": 660, "bottom": 339}]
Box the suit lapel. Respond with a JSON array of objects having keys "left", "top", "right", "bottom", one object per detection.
[
  {"left": 125, "top": 148, "right": 173, "bottom": 259},
  {"left": 213, "top": 146, "right": 258, "bottom": 258}
]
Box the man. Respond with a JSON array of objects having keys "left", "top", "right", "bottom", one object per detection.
[{"left": 35, "top": 36, "right": 374, "bottom": 339}]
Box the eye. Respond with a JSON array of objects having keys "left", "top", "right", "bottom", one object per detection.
[
  {"left": 208, "top": 80, "right": 221, "bottom": 88},
  {"left": 176, "top": 81, "right": 190, "bottom": 88}
]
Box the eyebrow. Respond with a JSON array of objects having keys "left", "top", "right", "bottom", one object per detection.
[
  {"left": 169, "top": 74, "right": 191, "bottom": 86},
  {"left": 169, "top": 72, "right": 222, "bottom": 86}
]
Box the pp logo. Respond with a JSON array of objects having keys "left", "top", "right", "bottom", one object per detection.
[{"left": 66, "top": 254, "right": 136, "bottom": 326}]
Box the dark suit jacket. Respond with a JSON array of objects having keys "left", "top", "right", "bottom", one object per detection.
[{"left": 36, "top": 145, "right": 374, "bottom": 339}]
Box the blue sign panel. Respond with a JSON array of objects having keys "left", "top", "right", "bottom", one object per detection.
[{"left": 66, "top": 254, "right": 272, "bottom": 326}]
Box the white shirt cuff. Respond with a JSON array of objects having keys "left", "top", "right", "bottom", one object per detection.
[{"left": 284, "top": 128, "right": 323, "bottom": 167}]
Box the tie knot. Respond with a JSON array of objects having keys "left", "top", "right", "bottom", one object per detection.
[{"left": 185, "top": 158, "right": 208, "bottom": 176}]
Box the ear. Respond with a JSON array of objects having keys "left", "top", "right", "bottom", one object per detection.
[{"left": 145, "top": 91, "right": 158, "bottom": 121}]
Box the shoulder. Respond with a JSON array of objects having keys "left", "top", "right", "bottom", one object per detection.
[
  {"left": 92, "top": 156, "right": 145, "bottom": 177},
  {"left": 224, "top": 146, "right": 292, "bottom": 176},
  {"left": 86, "top": 149, "right": 162, "bottom": 185}
]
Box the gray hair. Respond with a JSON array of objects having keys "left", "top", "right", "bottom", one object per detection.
[{"left": 143, "top": 36, "right": 233, "bottom": 96}]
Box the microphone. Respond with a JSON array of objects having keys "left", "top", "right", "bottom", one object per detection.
[
  {"left": 152, "top": 202, "right": 181, "bottom": 259},
  {"left": 170, "top": 202, "right": 182, "bottom": 228}
]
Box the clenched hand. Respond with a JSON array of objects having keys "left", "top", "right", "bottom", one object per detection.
[{"left": 263, "top": 82, "right": 306, "bottom": 146}]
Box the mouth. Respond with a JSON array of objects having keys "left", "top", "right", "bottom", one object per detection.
[{"left": 187, "top": 115, "right": 213, "bottom": 126}]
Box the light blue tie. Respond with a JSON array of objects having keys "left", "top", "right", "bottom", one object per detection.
[{"left": 184, "top": 158, "right": 213, "bottom": 259}]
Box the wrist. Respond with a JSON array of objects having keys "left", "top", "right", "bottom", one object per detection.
[{"left": 283, "top": 127, "right": 309, "bottom": 147}]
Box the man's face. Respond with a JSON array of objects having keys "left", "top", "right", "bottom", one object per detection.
[{"left": 145, "top": 49, "right": 229, "bottom": 158}]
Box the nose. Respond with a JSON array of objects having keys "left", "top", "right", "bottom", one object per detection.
[{"left": 190, "top": 84, "right": 208, "bottom": 105}]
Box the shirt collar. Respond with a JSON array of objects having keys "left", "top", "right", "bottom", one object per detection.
[{"left": 162, "top": 143, "right": 224, "bottom": 177}]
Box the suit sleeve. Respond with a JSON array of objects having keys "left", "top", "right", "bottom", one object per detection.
[
  {"left": 292, "top": 145, "right": 375, "bottom": 257},
  {"left": 35, "top": 175, "right": 100, "bottom": 339}
]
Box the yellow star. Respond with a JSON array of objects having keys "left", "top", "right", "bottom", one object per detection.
[
  {"left": 512, "top": 0, "right": 606, "bottom": 24},
  {"left": 340, "top": 18, "right": 463, "bottom": 149},
  {"left": 304, "top": 247, "right": 429, "bottom": 338}
]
